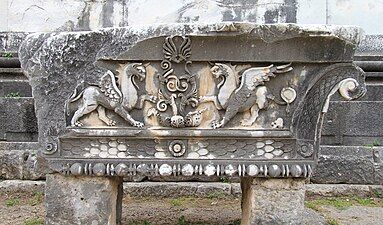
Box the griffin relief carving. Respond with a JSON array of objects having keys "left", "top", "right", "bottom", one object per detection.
[
  {"left": 66, "top": 63, "right": 156, "bottom": 128},
  {"left": 200, "top": 63, "right": 293, "bottom": 129}
]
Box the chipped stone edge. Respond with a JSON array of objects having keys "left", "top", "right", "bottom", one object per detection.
[{"left": 20, "top": 22, "right": 363, "bottom": 62}]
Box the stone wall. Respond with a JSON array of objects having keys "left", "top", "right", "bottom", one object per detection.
[
  {"left": 1, "top": 0, "right": 383, "bottom": 183},
  {"left": 0, "top": 32, "right": 42, "bottom": 180}
]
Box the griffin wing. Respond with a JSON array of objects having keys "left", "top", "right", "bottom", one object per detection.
[
  {"left": 235, "top": 64, "right": 293, "bottom": 93},
  {"left": 236, "top": 67, "right": 267, "bottom": 92},
  {"left": 272, "top": 63, "right": 293, "bottom": 74},
  {"left": 99, "top": 70, "right": 122, "bottom": 102}
]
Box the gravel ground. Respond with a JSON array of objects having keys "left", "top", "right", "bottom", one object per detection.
[
  {"left": 122, "top": 197, "right": 241, "bottom": 225},
  {"left": 0, "top": 192, "right": 241, "bottom": 225},
  {"left": 0, "top": 191, "right": 45, "bottom": 225},
  {"left": 314, "top": 205, "right": 383, "bottom": 225},
  {"left": 0, "top": 183, "right": 382, "bottom": 225}
]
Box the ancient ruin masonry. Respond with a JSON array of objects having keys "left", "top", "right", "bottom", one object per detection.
[{"left": 19, "top": 23, "right": 366, "bottom": 224}]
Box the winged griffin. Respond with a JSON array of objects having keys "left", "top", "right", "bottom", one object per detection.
[
  {"left": 66, "top": 63, "right": 156, "bottom": 128},
  {"left": 199, "top": 63, "right": 292, "bottom": 129}
]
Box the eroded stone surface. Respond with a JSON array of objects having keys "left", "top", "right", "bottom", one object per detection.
[
  {"left": 0, "top": 32, "right": 378, "bottom": 184},
  {"left": 0, "top": 98, "right": 37, "bottom": 141},
  {"left": 312, "top": 146, "right": 382, "bottom": 184},
  {"left": 0, "top": 32, "right": 28, "bottom": 52},
  {"left": 2, "top": 0, "right": 383, "bottom": 35},
  {"left": 45, "top": 173, "right": 123, "bottom": 225},
  {"left": 0, "top": 142, "right": 46, "bottom": 180},
  {"left": 241, "top": 178, "right": 306, "bottom": 225},
  {"left": 19, "top": 23, "right": 366, "bottom": 225},
  {"left": 19, "top": 23, "right": 365, "bottom": 180}
]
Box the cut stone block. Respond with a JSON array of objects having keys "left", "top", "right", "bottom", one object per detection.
[
  {"left": 0, "top": 80, "right": 32, "bottom": 97},
  {"left": 322, "top": 101, "right": 383, "bottom": 146},
  {"left": 312, "top": 146, "right": 382, "bottom": 184},
  {"left": 0, "top": 97, "right": 37, "bottom": 141},
  {"left": 0, "top": 142, "right": 46, "bottom": 180},
  {"left": 241, "top": 178, "right": 306, "bottom": 225},
  {"left": 45, "top": 173, "right": 123, "bottom": 225}
]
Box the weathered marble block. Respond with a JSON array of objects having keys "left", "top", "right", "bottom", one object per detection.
[
  {"left": 241, "top": 178, "right": 306, "bottom": 225},
  {"left": 19, "top": 22, "right": 366, "bottom": 225},
  {"left": 45, "top": 174, "right": 122, "bottom": 225},
  {"left": 19, "top": 23, "right": 365, "bottom": 179}
]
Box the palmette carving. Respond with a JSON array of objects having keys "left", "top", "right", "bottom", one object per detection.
[
  {"left": 152, "top": 36, "right": 199, "bottom": 128},
  {"left": 66, "top": 63, "right": 156, "bottom": 127},
  {"left": 200, "top": 63, "right": 293, "bottom": 129}
]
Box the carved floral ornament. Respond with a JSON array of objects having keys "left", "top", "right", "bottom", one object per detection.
[{"left": 65, "top": 35, "right": 303, "bottom": 130}]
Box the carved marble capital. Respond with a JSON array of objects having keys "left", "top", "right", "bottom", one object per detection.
[{"left": 19, "top": 23, "right": 365, "bottom": 178}]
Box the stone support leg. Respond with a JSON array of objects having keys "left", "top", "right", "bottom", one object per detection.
[
  {"left": 241, "top": 177, "right": 307, "bottom": 225},
  {"left": 45, "top": 173, "right": 123, "bottom": 225}
]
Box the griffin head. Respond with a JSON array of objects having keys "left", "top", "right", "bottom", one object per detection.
[
  {"left": 210, "top": 63, "right": 230, "bottom": 79},
  {"left": 133, "top": 62, "right": 149, "bottom": 81},
  {"left": 122, "top": 62, "right": 149, "bottom": 90}
]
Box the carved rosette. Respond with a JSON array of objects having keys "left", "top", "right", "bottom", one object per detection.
[
  {"left": 168, "top": 140, "right": 186, "bottom": 157},
  {"left": 44, "top": 142, "right": 58, "bottom": 155},
  {"left": 296, "top": 141, "right": 314, "bottom": 158}
]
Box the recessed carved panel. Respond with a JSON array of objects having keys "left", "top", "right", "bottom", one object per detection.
[{"left": 65, "top": 36, "right": 298, "bottom": 130}]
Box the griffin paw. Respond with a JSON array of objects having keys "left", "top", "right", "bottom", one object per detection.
[
  {"left": 106, "top": 120, "right": 116, "bottom": 126},
  {"left": 211, "top": 121, "right": 223, "bottom": 129},
  {"left": 271, "top": 118, "right": 284, "bottom": 129},
  {"left": 198, "top": 96, "right": 207, "bottom": 103},
  {"left": 147, "top": 108, "right": 158, "bottom": 117},
  {"left": 133, "top": 121, "right": 144, "bottom": 128},
  {"left": 74, "top": 121, "right": 83, "bottom": 127}
]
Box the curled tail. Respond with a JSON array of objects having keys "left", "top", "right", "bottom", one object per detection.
[{"left": 65, "top": 82, "right": 86, "bottom": 115}]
